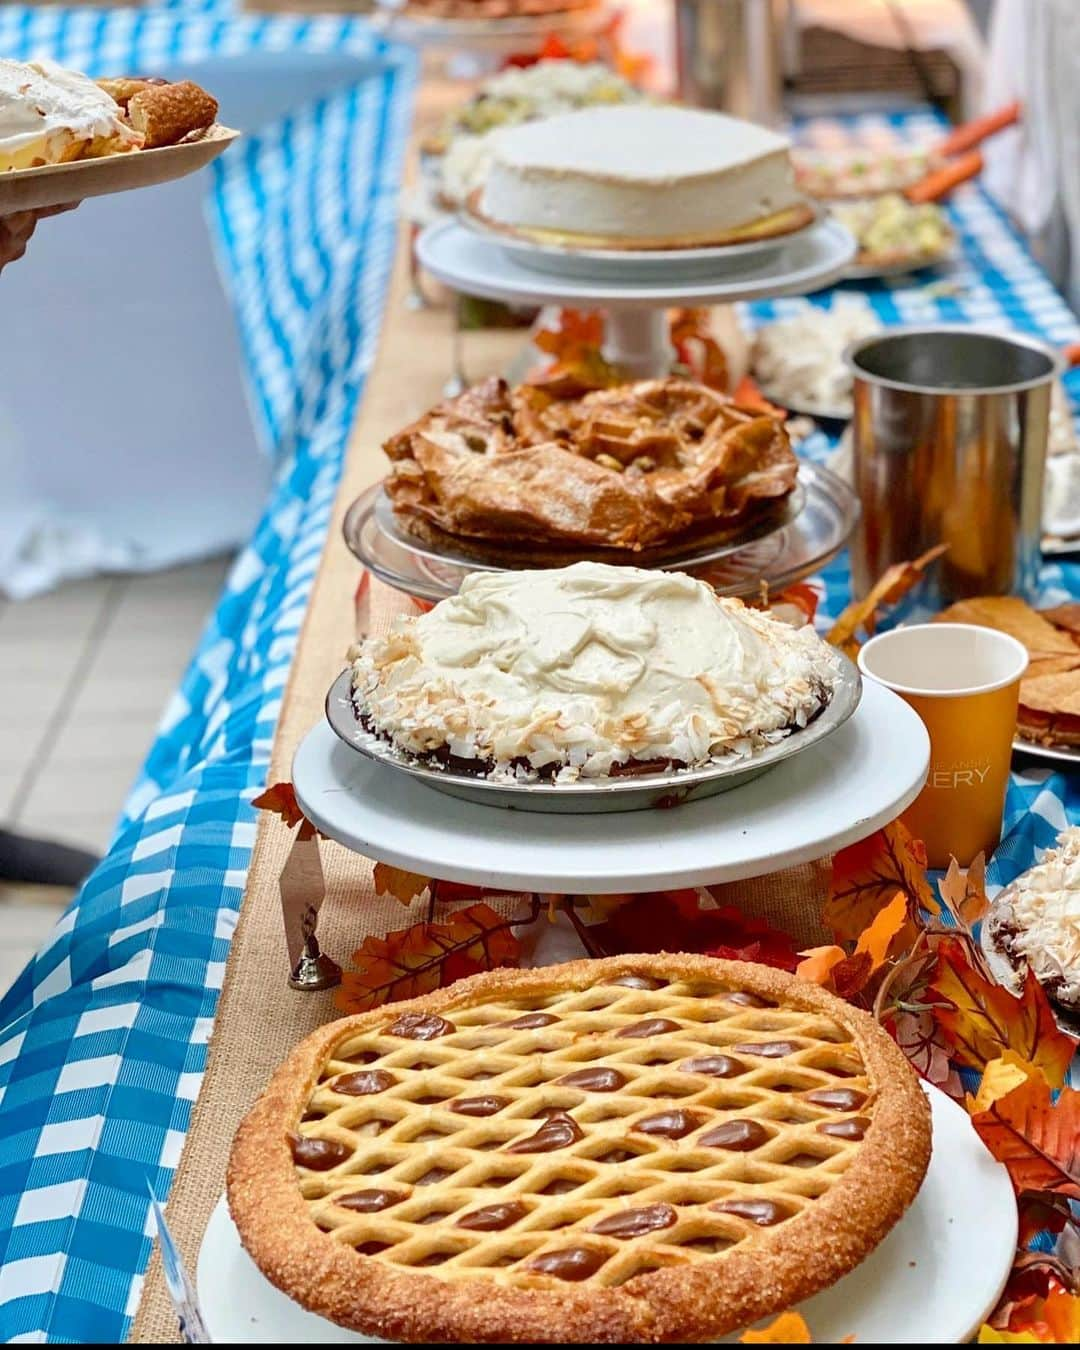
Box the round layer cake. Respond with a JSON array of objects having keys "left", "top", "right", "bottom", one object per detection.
[
  {"left": 478, "top": 104, "right": 805, "bottom": 248},
  {"left": 349, "top": 562, "right": 842, "bottom": 782}
]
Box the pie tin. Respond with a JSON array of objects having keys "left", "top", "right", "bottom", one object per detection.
[{"left": 324, "top": 657, "right": 862, "bottom": 814}]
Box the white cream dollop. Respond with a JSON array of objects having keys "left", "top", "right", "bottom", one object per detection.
[
  {"left": 0, "top": 58, "right": 140, "bottom": 172},
  {"left": 351, "top": 562, "right": 841, "bottom": 781},
  {"left": 994, "top": 827, "right": 1080, "bottom": 1006}
]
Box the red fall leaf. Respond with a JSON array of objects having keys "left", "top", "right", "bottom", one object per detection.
[{"left": 252, "top": 781, "right": 318, "bottom": 840}]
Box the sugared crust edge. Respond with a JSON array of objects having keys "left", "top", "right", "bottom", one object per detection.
[{"left": 226, "top": 953, "right": 932, "bottom": 1344}]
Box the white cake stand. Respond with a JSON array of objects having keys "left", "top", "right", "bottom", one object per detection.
[
  {"left": 416, "top": 216, "right": 857, "bottom": 377},
  {"left": 292, "top": 678, "right": 928, "bottom": 894}
]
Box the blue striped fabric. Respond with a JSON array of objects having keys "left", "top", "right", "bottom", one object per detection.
[
  {"left": 0, "top": 49, "right": 1076, "bottom": 1341},
  {"left": 0, "top": 7, "right": 414, "bottom": 1342}
]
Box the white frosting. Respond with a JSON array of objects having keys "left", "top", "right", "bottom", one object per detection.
[
  {"left": 997, "top": 827, "right": 1080, "bottom": 1005},
  {"left": 480, "top": 105, "right": 800, "bottom": 242},
  {"left": 351, "top": 563, "right": 840, "bottom": 781},
  {"left": 0, "top": 58, "right": 139, "bottom": 172},
  {"left": 752, "top": 300, "right": 883, "bottom": 416}
]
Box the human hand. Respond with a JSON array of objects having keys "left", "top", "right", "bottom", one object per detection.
[{"left": 0, "top": 203, "right": 78, "bottom": 272}]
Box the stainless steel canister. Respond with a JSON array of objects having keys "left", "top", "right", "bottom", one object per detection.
[
  {"left": 845, "top": 326, "right": 1062, "bottom": 604},
  {"left": 674, "top": 0, "right": 787, "bottom": 126}
]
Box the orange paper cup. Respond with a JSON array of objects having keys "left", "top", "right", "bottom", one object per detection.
[{"left": 857, "top": 624, "right": 1028, "bottom": 868}]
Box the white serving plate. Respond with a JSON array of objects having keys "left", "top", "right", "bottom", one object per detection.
[
  {"left": 842, "top": 245, "right": 958, "bottom": 282},
  {"left": 458, "top": 198, "right": 824, "bottom": 282},
  {"left": 324, "top": 658, "right": 862, "bottom": 813},
  {"left": 1011, "top": 736, "right": 1080, "bottom": 767},
  {"left": 292, "top": 677, "right": 928, "bottom": 892},
  {"left": 0, "top": 124, "right": 238, "bottom": 214},
  {"left": 197, "top": 1085, "right": 1016, "bottom": 1344},
  {"left": 416, "top": 216, "right": 858, "bottom": 309}
]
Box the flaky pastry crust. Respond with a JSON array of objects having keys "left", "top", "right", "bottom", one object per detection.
[
  {"left": 228, "top": 954, "right": 931, "bottom": 1343},
  {"left": 383, "top": 376, "right": 798, "bottom": 560}
]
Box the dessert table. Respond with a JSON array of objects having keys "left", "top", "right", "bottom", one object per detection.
[{"left": 1, "top": 11, "right": 1080, "bottom": 1344}]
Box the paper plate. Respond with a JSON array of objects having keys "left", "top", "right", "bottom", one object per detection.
[
  {"left": 0, "top": 124, "right": 239, "bottom": 214},
  {"left": 197, "top": 1085, "right": 1016, "bottom": 1344}
]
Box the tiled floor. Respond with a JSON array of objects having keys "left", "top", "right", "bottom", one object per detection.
[{"left": 0, "top": 555, "right": 232, "bottom": 994}]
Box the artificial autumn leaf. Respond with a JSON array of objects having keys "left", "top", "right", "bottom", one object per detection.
[
  {"left": 831, "top": 951, "right": 875, "bottom": 1001},
  {"left": 252, "top": 781, "right": 318, "bottom": 840},
  {"left": 579, "top": 891, "right": 799, "bottom": 971},
  {"left": 978, "top": 1330, "right": 1041, "bottom": 1344},
  {"left": 824, "top": 821, "right": 932, "bottom": 946},
  {"left": 372, "top": 862, "right": 431, "bottom": 907},
  {"left": 971, "top": 1072, "right": 1080, "bottom": 1201},
  {"left": 334, "top": 903, "right": 522, "bottom": 1013},
  {"left": 731, "top": 372, "right": 787, "bottom": 420},
  {"left": 796, "top": 945, "right": 846, "bottom": 986},
  {"left": 670, "top": 308, "right": 729, "bottom": 391},
  {"left": 989, "top": 1273, "right": 1080, "bottom": 1343},
  {"left": 938, "top": 853, "right": 989, "bottom": 926},
  {"left": 825, "top": 543, "right": 948, "bottom": 657},
  {"left": 967, "top": 1051, "right": 1040, "bottom": 1115},
  {"left": 889, "top": 1008, "right": 963, "bottom": 1098},
  {"left": 768, "top": 581, "right": 821, "bottom": 626},
  {"left": 855, "top": 889, "right": 910, "bottom": 967},
  {"left": 739, "top": 1311, "right": 812, "bottom": 1343},
  {"left": 530, "top": 309, "right": 624, "bottom": 397},
  {"left": 931, "top": 938, "right": 1078, "bottom": 1087}
]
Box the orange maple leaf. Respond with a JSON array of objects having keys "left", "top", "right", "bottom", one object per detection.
[
  {"left": 670, "top": 308, "right": 730, "bottom": 391},
  {"left": 796, "top": 945, "right": 846, "bottom": 986},
  {"left": 931, "top": 938, "right": 1078, "bottom": 1088},
  {"left": 739, "top": 1311, "right": 813, "bottom": 1343},
  {"left": 825, "top": 821, "right": 931, "bottom": 945},
  {"left": 938, "top": 853, "right": 989, "bottom": 926},
  {"left": 826, "top": 544, "right": 948, "bottom": 657},
  {"left": 855, "top": 889, "right": 910, "bottom": 967},
  {"left": 251, "top": 781, "right": 318, "bottom": 841},
  {"left": 971, "top": 1073, "right": 1080, "bottom": 1201},
  {"left": 731, "top": 372, "right": 786, "bottom": 420},
  {"left": 334, "top": 903, "right": 521, "bottom": 1013},
  {"left": 372, "top": 862, "right": 431, "bottom": 906}
]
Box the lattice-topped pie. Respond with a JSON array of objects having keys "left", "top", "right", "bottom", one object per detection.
[
  {"left": 349, "top": 562, "right": 842, "bottom": 783},
  {"left": 384, "top": 376, "right": 798, "bottom": 564},
  {"left": 228, "top": 955, "right": 931, "bottom": 1342}
]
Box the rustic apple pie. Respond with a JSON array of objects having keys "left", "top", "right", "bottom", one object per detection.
[
  {"left": 228, "top": 955, "right": 931, "bottom": 1343},
  {"left": 383, "top": 376, "right": 799, "bottom": 565}
]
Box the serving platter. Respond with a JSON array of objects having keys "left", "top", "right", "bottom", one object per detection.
[
  {"left": 198, "top": 1084, "right": 1015, "bottom": 1344},
  {"left": 980, "top": 921, "right": 1080, "bottom": 1037},
  {"left": 1011, "top": 736, "right": 1080, "bottom": 767},
  {"left": 842, "top": 244, "right": 958, "bottom": 282},
  {"left": 756, "top": 384, "right": 851, "bottom": 423},
  {"left": 342, "top": 461, "right": 860, "bottom": 605},
  {"left": 324, "top": 657, "right": 862, "bottom": 814},
  {"left": 0, "top": 124, "right": 238, "bottom": 214},
  {"left": 292, "top": 676, "right": 927, "bottom": 892},
  {"left": 458, "top": 195, "right": 824, "bottom": 282}
]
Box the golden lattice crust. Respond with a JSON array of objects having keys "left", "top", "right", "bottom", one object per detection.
[
  {"left": 228, "top": 955, "right": 931, "bottom": 1343},
  {"left": 382, "top": 377, "right": 798, "bottom": 561}
]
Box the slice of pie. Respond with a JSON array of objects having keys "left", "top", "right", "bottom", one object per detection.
[
  {"left": 349, "top": 562, "right": 842, "bottom": 784},
  {"left": 987, "top": 827, "right": 1080, "bottom": 1012},
  {"left": 384, "top": 376, "right": 798, "bottom": 564},
  {"left": 228, "top": 954, "right": 931, "bottom": 1343}
]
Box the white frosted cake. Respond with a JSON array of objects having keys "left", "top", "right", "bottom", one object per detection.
[
  {"left": 479, "top": 105, "right": 802, "bottom": 246},
  {"left": 350, "top": 562, "right": 841, "bottom": 783}
]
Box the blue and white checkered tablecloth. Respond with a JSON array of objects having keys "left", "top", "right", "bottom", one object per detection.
[{"left": 0, "top": 31, "right": 1077, "bottom": 1338}]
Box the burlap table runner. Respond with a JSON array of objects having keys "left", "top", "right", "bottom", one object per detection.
[{"left": 130, "top": 93, "right": 831, "bottom": 1344}]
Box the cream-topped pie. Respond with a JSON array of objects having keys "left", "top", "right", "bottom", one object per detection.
[
  {"left": 476, "top": 105, "right": 809, "bottom": 249},
  {"left": 987, "top": 827, "right": 1080, "bottom": 1012},
  {"left": 349, "top": 563, "right": 842, "bottom": 784},
  {"left": 0, "top": 58, "right": 141, "bottom": 172}
]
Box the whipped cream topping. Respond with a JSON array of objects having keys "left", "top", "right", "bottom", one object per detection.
[
  {"left": 351, "top": 563, "right": 841, "bottom": 782},
  {"left": 0, "top": 58, "right": 140, "bottom": 172},
  {"left": 995, "top": 827, "right": 1080, "bottom": 1005}
]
